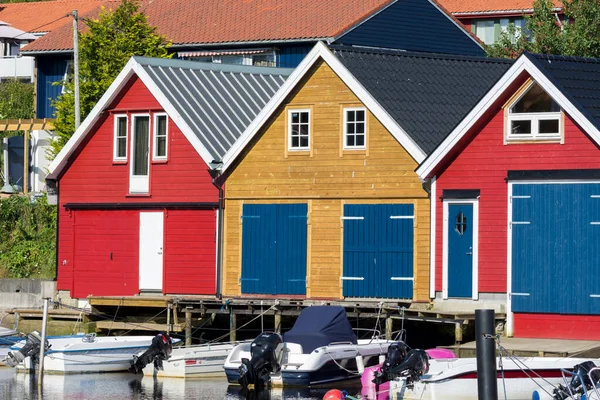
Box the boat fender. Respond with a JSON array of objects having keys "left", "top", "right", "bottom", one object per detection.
[
  {"left": 323, "top": 389, "right": 344, "bottom": 400},
  {"left": 355, "top": 355, "right": 365, "bottom": 375}
]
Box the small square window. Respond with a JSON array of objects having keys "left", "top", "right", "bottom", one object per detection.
[
  {"left": 153, "top": 114, "right": 168, "bottom": 160},
  {"left": 344, "top": 108, "right": 366, "bottom": 150},
  {"left": 288, "top": 109, "right": 310, "bottom": 151},
  {"left": 113, "top": 115, "right": 128, "bottom": 161}
]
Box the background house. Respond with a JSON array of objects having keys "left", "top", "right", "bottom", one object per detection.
[
  {"left": 417, "top": 52, "right": 600, "bottom": 340},
  {"left": 439, "top": 0, "right": 562, "bottom": 44}
]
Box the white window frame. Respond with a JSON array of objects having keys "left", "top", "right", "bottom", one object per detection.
[
  {"left": 113, "top": 114, "right": 128, "bottom": 162},
  {"left": 343, "top": 107, "right": 367, "bottom": 150},
  {"left": 288, "top": 109, "right": 311, "bottom": 151},
  {"left": 130, "top": 113, "right": 151, "bottom": 194},
  {"left": 505, "top": 82, "right": 562, "bottom": 142},
  {"left": 152, "top": 113, "right": 168, "bottom": 161}
]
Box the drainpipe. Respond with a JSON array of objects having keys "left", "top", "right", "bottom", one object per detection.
[{"left": 210, "top": 165, "right": 224, "bottom": 300}]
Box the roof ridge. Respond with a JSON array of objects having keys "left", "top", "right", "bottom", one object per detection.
[
  {"left": 329, "top": 44, "right": 512, "bottom": 64},
  {"left": 132, "top": 56, "right": 294, "bottom": 76},
  {"left": 529, "top": 52, "right": 600, "bottom": 64}
]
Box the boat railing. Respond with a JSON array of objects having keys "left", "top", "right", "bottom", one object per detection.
[
  {"left": 587, "top": 366, "right": 600, "bottom": 400},
  {"left": 559, "top": 367, "right": 593, "bottom": 400}
]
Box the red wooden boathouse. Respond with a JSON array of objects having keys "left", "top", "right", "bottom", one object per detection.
[{"left": 46, "top": 57, "right": 291, "bottom": 299}]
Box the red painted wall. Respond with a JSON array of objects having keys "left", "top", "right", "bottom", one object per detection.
[
  {"left": 56, "top": 76, "right": 219, "bottom": 296},
  {"left": 434, "top": 97, "right": 600, "bottom": 295},
  {"left": 164, "top": 210, "right": 216, "bottom": 294},
  {"left": 514, "top": 313, "right": 600, "bottom": 340}
]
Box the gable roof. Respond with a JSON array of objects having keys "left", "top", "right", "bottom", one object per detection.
[
  {"left": 439, "top": 0, "right": 561, "bottom": 15},
  {"left": 22, "top": 0, "right": 396, "bottom": 54},
  {"left": 47, "top": 57, "right": 292, "bottom": 179},
  {"left": 331, "top": 46, "right": 511, "bottom": 154},
  {"left": 219, "top": 42, "right": 510, "bottom": 172},
  {"left": 0, "top": 0, "right": 110, "bottom": 34},
  {"left": 416, "top": 52, "right": 600, "bottom": 179}
]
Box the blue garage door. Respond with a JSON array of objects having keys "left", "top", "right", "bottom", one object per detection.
[
  {"left": 511, "top": 183, "right": 600, "bottom": 314},
  {"left": 343, "top": 204, "right": 414, "bottom": 299},
  {"left": 241, "top": 204, "right": 307, "bottom": 295}
]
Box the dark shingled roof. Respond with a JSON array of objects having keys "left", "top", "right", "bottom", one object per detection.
[
  {"left": 526, "top": 52, "right": 600, "bottom": 133},
  {"left": 330, "top": 45, "right": 512, "bottom": 154}
]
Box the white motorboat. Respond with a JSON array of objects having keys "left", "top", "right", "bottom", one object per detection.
[
  {"left": 136, "top": 341, "right": 247, "bottom": 378},
  {"left": 386, "top": 355, "right": 597, "bottom": 400},
  {"left": 224, "top": 306, "right": 393, "bottom": 388},
  {"left": 5, "top": 331, "right": 173, "bottom": 374}
]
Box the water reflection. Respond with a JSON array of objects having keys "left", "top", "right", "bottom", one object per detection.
[{"left": 0, "top": 368, "right": 367, "bottom": 400}]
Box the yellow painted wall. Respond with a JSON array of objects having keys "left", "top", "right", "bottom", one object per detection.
[{"left": 223, "top": 60, "right": 430, "bottom": 301}]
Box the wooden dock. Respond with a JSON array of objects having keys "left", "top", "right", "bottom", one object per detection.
[{"left": 449, "top": 337, "right": 600, "bottom": 358}]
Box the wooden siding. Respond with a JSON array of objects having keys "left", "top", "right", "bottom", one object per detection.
[
  {"left": 336, "top": 0, "right": 484, "bottom": 57},
  {"left": 56, "top": 76, "right": 218, "bottom": 295},
  {"left": 514, "top": 313, "right": 600, "bottom": 340},
  {"left": 434, "top": 90, "right": 600, "bottom": 295},
  {"left": 164, "top": 210, "right": 216, "bottom": 295},
  {"left": 223, "top": 60, "right": 430, "bottom": 301}
]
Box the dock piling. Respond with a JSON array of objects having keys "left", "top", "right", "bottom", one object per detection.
[
  {"left": 475, "top": 309, "right": 498, "bottom": 400},
  {"left": 229, "top": 309, "right": 237, "bottom": 342},
  {"left": 274, "top": 312, "right": 281, "bottom": 334},
  {"left": 385, "top": 316, "right": 393, "bottom": 340},
  {"left": 185, "top": 307, "right": 192, "bottom": 346}
]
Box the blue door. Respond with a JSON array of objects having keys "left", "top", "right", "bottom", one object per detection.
[
  {"left": 511, "top": 183, "right": 600, "bottom": 314},
  {"left": 343, "top": 204, "right": 414, "bottom": 299},
  {"left": 241, "top": 204, "right": 307, "bottom": 295},
  {"left": 447, "top": 204, "right": 474, "bottom": 298}
]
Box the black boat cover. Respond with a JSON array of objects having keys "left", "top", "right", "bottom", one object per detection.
[{"left": 283, "top": 306, "right": 357, "bottom": 354}]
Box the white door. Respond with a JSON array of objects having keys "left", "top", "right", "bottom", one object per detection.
[{"left": 139, "top": 212, "right": 164, "bottom": 291}]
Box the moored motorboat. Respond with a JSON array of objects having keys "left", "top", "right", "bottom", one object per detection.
[
  {"left": 224, "top": 306, "right": 394, "bottom": 388},
  {"left": 5, "top": 331, "right": 176, "bottom": 374},
  {"left": 133, "top": 341, "right": 247, "bottom": 378},
  {"left": 385, "top": 355, "right": 597, "bottom": 400}
]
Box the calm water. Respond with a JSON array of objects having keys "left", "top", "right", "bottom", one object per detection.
[{"left": 0, "top": 367, "right": 370, "bottom": 400}]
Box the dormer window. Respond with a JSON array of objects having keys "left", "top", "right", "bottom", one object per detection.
[{"left": 506, "top": 81, "right": 562, "bottom": 142}]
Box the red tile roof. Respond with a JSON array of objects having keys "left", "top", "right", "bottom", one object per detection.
[
  {"left": 22, "top": 0, "right": 397, "bottom": 53},
  {"left": 0, "top": 0, "right": 110, "bottom": 34},
  {"left": 438, "top": 0, "right": 562, "bottom": 14}
]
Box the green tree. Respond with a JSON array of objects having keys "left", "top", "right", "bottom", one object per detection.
[
  {"left": 49, "top": 0, "right": 171, "bottom": 160},
  {"left": 486, "top": 0, "right": 600, "bottom": 58}
]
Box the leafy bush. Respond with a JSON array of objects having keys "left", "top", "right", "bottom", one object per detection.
[{"left": 0, "top": 194, "right": 56, "bottom": 278}]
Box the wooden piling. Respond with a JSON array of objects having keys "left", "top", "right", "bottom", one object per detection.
[
  {"left": 185, "top": 308, "right": 192, "bottom": 346},
  {"left": 385, "top": 316, "right": 393, "bottom": 340},
  {"left": 229, "top": 311, "right": 237, "bottom": 342},
  {"left": 274, "top": 312, "right": 281, "bottom": 334}
]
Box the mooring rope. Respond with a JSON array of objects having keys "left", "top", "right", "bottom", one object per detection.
[
  {"left": 207, "top": 303, "right": 278, "bottom": 344},
  {"left": 483, "top": 333, "right": 558, "bottom": 398}
]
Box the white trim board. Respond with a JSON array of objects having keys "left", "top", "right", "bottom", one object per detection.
[
  {"left": 442, "top": 198, "right": 479, "bottom": 301},
  {"left": 219, "top": 41, "right": 427, "bottom": 172},
  {"left": 416, "top": 54, "right": 600, "bottom": 180},
  {"left": 429, "top": 176, "right": 437, "bottom": 299}
]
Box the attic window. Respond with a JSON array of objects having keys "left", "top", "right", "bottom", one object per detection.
[
  {"left": 506, "top": 81, "right": 562, "bottom": 142},
  {"left": 113, "top": 115, "right": 128, "bottom": 162}
]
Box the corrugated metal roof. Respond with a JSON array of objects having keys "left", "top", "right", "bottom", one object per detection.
[{"left": 134, "top": 56, "right": 292, "bottom": 162}]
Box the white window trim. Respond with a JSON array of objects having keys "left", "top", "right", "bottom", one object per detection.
[
  {"left": 506, "top": 111, "right": 562, "bottom": 142},
  {"left": 152, "top": 113, "right": 168, "bottom": 161},
  {"left": 442, "top": 198, "right": 479, "bottom": 301},
  {"left": 113, "top": 114, "right": 128, "bottom": 162},
  {"left": 287, "top": 108, "right": 311, "bottom": 151},
  {"left": 343, "top": 107, "right": 367, "bottom": 150},
  {"left": 130, "top": 113, "right": 151, "bottom": 194},
  {"left": 505, "top": 82, "right": 562, "bottom": 142}
]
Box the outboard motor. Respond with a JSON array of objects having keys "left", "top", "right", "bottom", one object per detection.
[
  {"left": 5, "top": 331, "right": 50, "bottom": 368},
  {"left": 238, "top": 332, "right": 283, "bottom": 390},
  {"left": 373, "top": 341, "right": 409, "bottom": 385},
  {"left": 552, "top": 361, "right": 600, "bottom": 400},
  {"left": 373, "top": 348, "right": 429, "bottom": 386},
  {"left": 129, "top": 333, "right": 173, "bottom": 374}
]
